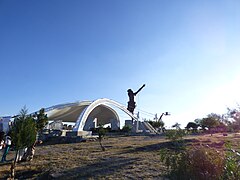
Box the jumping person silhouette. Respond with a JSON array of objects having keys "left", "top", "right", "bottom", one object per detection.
[{"left": 127, "top": 84, "right": 145, "bottom": 114}]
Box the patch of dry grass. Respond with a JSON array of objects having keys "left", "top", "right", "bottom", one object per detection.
[{"left": 0, "top": 133, "right": 239, "bottom": 179}]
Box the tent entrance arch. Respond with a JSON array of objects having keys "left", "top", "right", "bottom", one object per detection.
[{"left": 73, "top": 98, "right": 137, "bottom": 132}]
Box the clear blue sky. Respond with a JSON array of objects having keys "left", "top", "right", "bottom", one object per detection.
[{"left": 1, "top": 0, "right": 240, "bottom": 127}]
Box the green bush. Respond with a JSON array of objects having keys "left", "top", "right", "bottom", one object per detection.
[
  {"left": 11, "top": 108, "right": 37, "bottom": 150},
  {"left": 121, "top": 125, "right": 132, "bottom": 133},
  {"left": 160, "top": 146, "right": 225, "bottom": 180},
  {"left": 98, "top": 125, "right": 106, "bottom": 139},
  {"left": 165, "top": 129, "right": 186, "bottom": 142},
  {"left": 97, "top": 125, "right": 106, "bottom": 151},
  {"left": 223, "top": 144, "right": 240, "bottom": 179},
  {"left": 148, "top": 120, "right": 165, "bottom": 129}
]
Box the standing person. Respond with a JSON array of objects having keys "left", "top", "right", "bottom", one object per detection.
[
  {"left": 1, "top": 134, "right": 11, "bottom": 162},
  {"left": 0, "top": 132, "right": 4, "bottom": 150},
  {"left": 0, "top": 138, "right": 4, "bottom": 150}
]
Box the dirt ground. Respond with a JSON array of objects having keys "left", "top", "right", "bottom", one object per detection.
[{"left": 0, "top": 133, "right": 240, "bottom": 179}]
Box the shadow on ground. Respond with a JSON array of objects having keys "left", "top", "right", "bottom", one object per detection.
[
  {"left": 42, "top": 157, "right": 140, "bottom": 179},
  {"left": 121, "top": 139, "right": 195, "bottom": 154}
]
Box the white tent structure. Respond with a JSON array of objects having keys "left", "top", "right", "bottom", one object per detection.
[
  {"left": 0, "top": 116, "right": 11, "bottom": 133},
  {"left": 1, "top": 98, "right": 157, "bottom": 135},
  {"left": 45, "top": 98, "right": 137, "bottom": 132}
]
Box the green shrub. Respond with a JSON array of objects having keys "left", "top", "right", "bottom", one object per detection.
[
  {"left": 9, "top": 107, "right": 37, "bottom": 178},
  {"left": 160, "top": 146, "right": 225, "bottom": 180},
  {"left": 121, "top": 125, "right": 131, "bottom": 133},
  {"left": 98, "top": 125, "right": 106, "bottom": 139},
  {"left": 223, "top": 143, "right": 240, "bottom": 179},
  {"left": 165, "top": 129, "right": 186, "bottom": 142},
  {"left": 148, "top": 120, "right": 165, "bottom": 129},
  {"left": 11, "top": 108, "right": 37, "bottom": 150},
  {"left": 97, "top": 125, "right": 106, "bottom": 151}
]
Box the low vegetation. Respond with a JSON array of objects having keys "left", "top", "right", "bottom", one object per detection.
[
  {"left": 160, "top": 145, "right": 225, "bottom": 179},
  {"left": 0, "top": 133, "right": 240, "bottom": 179}
]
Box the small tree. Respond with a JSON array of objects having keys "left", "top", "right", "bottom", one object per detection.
[
  {"left": 122, "top": 125, "right": 131, "bottom": 133},
  {"left": 165, "top": 123, "right": 186, "bottom": 143},
  {"left": 195, "top": 113, "right": 221, "bottom": 134},
  {"left": 186, "top": 122, "right": 199, "bottom": 133},
  {"left": 194, "top": 118, "right": 205, "bottom": 130},
  {"left": 202, "top": 116, "right": 219, "bottom": 136},
  {"left": 98, "top": 125, "right": 106, "bottom": 151},
  {"left": 10, "top": 107, "right": 37, "bottom": 178},
  {"left": 148, "top": 120, "right": 165, "bottom": 132},
  {"left": 35, "top": 108, "right": 48, "bottom": 132},
  {"left": 159, "top": 119, "right": 165, "bottom": 132},
  {"left": 22, "top": 108, "right": 48, "bottom": 161},
  {"left": 226, "top": 107, "right": 240, "bottom": 132}
]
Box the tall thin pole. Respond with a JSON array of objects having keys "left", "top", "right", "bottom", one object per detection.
[{"left": 136, "top": 111, "right": 139, "bottom": 132}]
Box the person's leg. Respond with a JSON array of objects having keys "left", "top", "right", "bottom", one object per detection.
[
  {"left": 5, "top": 146, "right": 10, "bottom": 160},
  {"left": 1, "top": 146, "right": 10, "bottom": 162},
  {"left": 1, "top": 147, "right": 7, "bottom": 162}
]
